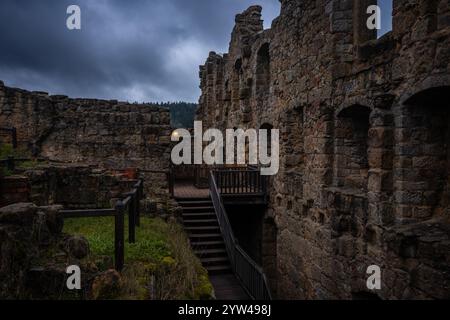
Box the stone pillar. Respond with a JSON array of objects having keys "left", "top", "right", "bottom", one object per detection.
[{"left": 367, "top": 108, "right": 395, "bottom": 229}]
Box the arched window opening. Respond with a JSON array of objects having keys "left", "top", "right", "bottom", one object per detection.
[
  {"left": 224, "top": 79, "right": 231, "bottom": 101},
  {"left": 335, "top": 105, "right": 371, "bottom": 192},
  {"left": 353, "top": 1, "right": 393, "bottom": 43},
  {"left": 234, "top": 59, "right": 243, "bottom": 74},
  {"left": 260, "top": 123, "right": 273, "bottom": 155},
  {"left": 399, "top": 86, "right": 450, "bottom": 220},
  {"left": 232, "top": 59, "right": 243, "bottom": 104},
  {"left": 437, "top": 0, "right": 450, "bottom": 30},
  {"left": 256, "top": 43, "right": 271, "bottom": 96},
  {"left": 377, "top": 0, "right": 393, "bottom": 38}
]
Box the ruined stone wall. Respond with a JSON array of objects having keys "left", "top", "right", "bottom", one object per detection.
[
  {"left": 1, "top": 165, "right": 135, "bottom": 209},
  {"left": 198, "top": 1, "right": 450, "bottom": 299},
  {"left": 0, "top": 82, "right": 172, "bottom": 198},
  {"left": 0, "top": 176, "right": 30, "bottom": 207}
]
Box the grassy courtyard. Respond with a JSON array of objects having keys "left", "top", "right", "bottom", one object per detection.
[{"left": 63, "top": 216, "right": 214, "bottom": 300}]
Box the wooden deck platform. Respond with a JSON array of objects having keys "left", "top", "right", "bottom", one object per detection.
[{"left": 174, "top": 181, "right": 210, "bottom": 199}]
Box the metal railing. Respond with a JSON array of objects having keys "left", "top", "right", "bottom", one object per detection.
[
  {"left": 209, "top": 172, "right": 272, "bottom": 300},
  {"left": 60, "top": 179, "right": 144, "bottom": 271}
]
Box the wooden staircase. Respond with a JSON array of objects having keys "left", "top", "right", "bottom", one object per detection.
[{"left": 179, "top": 198, "right": 232, "bottom": 275}]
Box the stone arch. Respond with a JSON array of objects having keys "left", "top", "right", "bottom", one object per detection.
[
  {"left": 438, "top": 0, "right": 450, "bottom": 29},
  {"left": 260, "top": 122, "right": 274, "bottom": 152},
  {"left": 234, "top": 58, "right": 243, "bottom": 74},
  {"left": 399, "top": 75, "right": 450, "bottom": 105},
  {"left": 395, "top": 84, "right": 450, "bottom": 220},
  {"left": 335, "top": 97, "right": 374, "bottom": 117},
  {"left": 334, "top": 104, "right": 372, "bottom": 192},
  {"left": 256, "top": 43, "right": 271, "bottom": 96}
]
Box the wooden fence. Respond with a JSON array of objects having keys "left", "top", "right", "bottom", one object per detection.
[{"left": 60, "top": 179, "right": 144, "bottom": 271}]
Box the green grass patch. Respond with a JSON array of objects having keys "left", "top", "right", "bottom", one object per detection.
[
  {"left": 16, "top": 160, "right": 46, "bottom": 170},
  {"left": 0, "top": 144, "right": 41, "bottom": 176},
  {"left": 64, "top": 216, "right": 171, "bottom": 262},
  {"left": 0, "top": 143, "right": 28, "bottom": 159},
  {"left": 63, "top": 216, "right": 214, "bottom": 300}
]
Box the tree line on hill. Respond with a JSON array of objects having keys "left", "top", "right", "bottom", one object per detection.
[{"left": 156, "top": 102, "right": 197, "bottom": 129}]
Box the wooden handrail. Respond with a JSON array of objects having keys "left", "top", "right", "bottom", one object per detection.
[
  {"left": 61, "top": 178, "right": 144, "bottom": 271},
  {"left": 209, "top": 172, "right": 272, "bottom": 300}
]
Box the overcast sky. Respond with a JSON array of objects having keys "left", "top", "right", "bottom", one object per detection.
[{"left": 0, "top": 0, "right": 392, "bottom": 103}]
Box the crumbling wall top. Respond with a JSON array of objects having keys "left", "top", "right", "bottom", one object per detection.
[{"left": 233, "top": 5, "right": 264, "bottom": 38}]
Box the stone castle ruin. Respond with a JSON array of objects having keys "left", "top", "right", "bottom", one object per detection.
[
  {"left": 1, "top": 0, "right": 450, "bottom": 300},
  {"left": 0, "top": 81, "right": 172, "bottom": 199},
  {"left": 197, "top": 1, "right": 450, "bottom": 299}
]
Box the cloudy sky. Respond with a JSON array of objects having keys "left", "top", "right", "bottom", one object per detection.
[{"left": 0, "top": 0, "right": 392, "bottom": 103}]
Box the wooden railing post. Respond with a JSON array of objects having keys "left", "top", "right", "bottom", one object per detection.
[
  {"left": 128, "top": 194, "right": 136, "bottom": 244},
  {"left": 11, "top": 128, "right": 17, "bottom": 149},
  {"left": 136, "top": 180, "right": 142, "bottom": 227},
  {"left": 114, "top": 201, "right": 125, "bottom": 271},
  {"left": 6, "top": 156, "right": 15, "bottom": 172},
  {"left": 167, "top": 165, "right": 174, "bottom": 197}
]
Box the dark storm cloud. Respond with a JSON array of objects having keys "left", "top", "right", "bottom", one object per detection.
[{"left": 0, "top": 0, "right": 280, "bottom": 102}]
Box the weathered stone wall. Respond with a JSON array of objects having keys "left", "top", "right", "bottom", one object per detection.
[
  {"left": 0, "top": 202, "right": 115, "bottom": 299},
  {"left": 0, "top": 82, "right": 172, "bottom": 198},
  {"left": 0, "top": 203, "right": 64, "bottom": 299},
  {"left": 25, "top": 165, "right": 134, "bottom": 209},
  {"left": 1, "top": 165, "right": 134, "bottom": 209},
  {"left": 0, "top": 176, "right": 30, "bottom": 207},
  {"left": 198, "top": 1, "right": 450, "bottom": 299}
]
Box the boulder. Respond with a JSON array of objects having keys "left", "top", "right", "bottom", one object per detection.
[
  {"left": 64, "top": 235, "right": 90, "bottom": 259},
  {"left": 90, "top": 269, "right": 123, "bottom": 300},
  {"left": 41, "top": 205, "right": 64, "bottom": 234},
  {"left": 0, "top": 203, "right": 37, "bottom": 226}
]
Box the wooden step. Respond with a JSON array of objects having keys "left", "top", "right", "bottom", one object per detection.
[
  {"left": 194, "top": 248, "right": 227, "bottom": 256},
  {"left": 201, "top": 256, "right": 229, "bottom": 266},
  {"left": 191, "top": 241, "right": 226, "bottom": 250},
  {"left": 183, "top": 219, "right": 218, "bottom": 226},
  {"left": 186, "top": 226, "right": 220, "bottom": 234},
  {"left": 188, "top": 233, "right": 223, "bottom": 240},
  {"left": 176, "top": 197, "right": 210, "bottom": 201},
  {"left": 182, "top": 212, "right": 216, "bottom": 218},
  {"left": 206, "top": 265, "right": 232, "bottom": 275},
  {"left": 182, "top": 206, "right": 215, "bottom": 212},
  {"left": 178, "top": 200, "right": 213, "bottom": 207},
  {"left": 191, "top": 240, "right": 225, "bottom": 247}
]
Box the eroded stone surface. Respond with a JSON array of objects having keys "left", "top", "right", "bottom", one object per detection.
[
  {"left": 197, "top": 2, "right": 450, "bottom": 299},
  {"left": 0, "top": 89, "right": 172, "bottom": 198}
]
